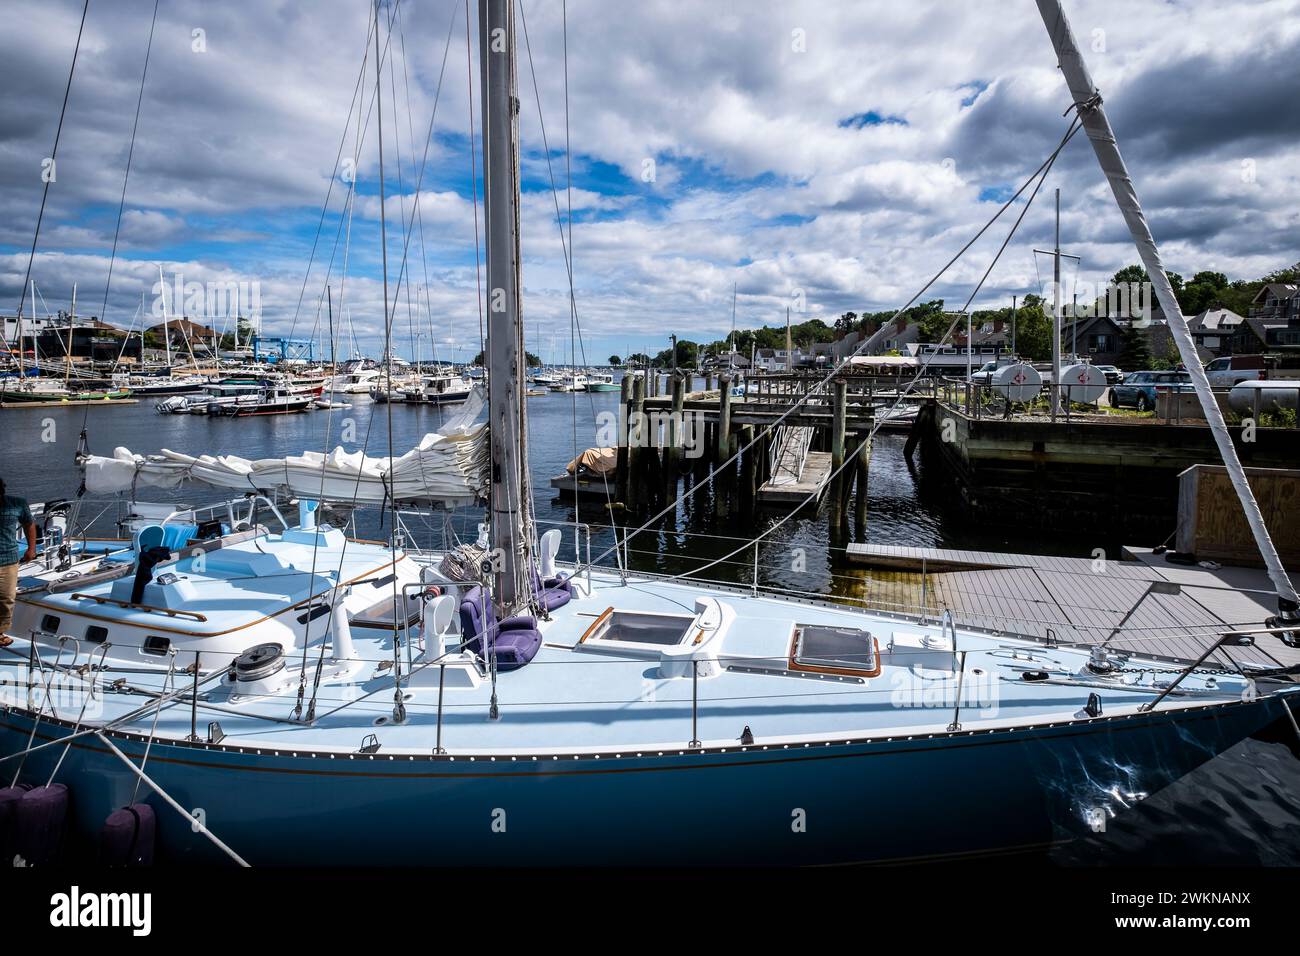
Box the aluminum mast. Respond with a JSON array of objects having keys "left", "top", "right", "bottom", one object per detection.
[{"left": 480, "top": 0, "right": 531, "bottom": 612}]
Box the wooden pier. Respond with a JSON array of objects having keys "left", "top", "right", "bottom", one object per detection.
[{"left": 603, "top": 371, "right": 888, "bottom": 530}]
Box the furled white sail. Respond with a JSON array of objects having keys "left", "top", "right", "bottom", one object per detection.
[
  {"left": 82, "top": 390, "right": 490, "bottom": 507},
  {"left": 1037, "top": 0, "right": 1300, "bottom": 616}
]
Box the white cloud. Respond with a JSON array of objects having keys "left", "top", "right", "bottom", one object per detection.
[{"left": 2, "top": 0, "right": 1297, "bottom": 360}]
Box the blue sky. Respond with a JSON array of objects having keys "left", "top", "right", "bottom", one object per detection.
[{"left": 2, "top": 0, "right": 1298, "bottom": 363}]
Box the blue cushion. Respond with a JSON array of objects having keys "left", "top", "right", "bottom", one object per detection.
[
  {"left": 161, "top": 524, "right": 197, "bottom": 551},
  {"left": 134, "top": 525, "right": 165, "bottom": 552}
]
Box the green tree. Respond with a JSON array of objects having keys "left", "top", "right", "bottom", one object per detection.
[
  {"left": 907, "top": 300, "right": 949, "bottom": 343},
  {"left": 218, "top": 317, "right": 256, "bottom": 351},
  {"left": 608, "top": 354, "right": 621, "bottom": 366},
  {"left": 1117, "top": 323, "right": 1151, "bottom": 371},
  {"left": 471, "top": 350, "right": 540, "bottom": 366},
  {"left": 1011, "top": 294, "right": 1052, "bottom": 361},
  {"left": 1110, "top": 265, "right": 1181, "bottom": 317},
  {"left": 1178, "top": 270, "right": 1228, "bottom": 315},
  {"left": 652, "top": 340, "right": 698, "bottom": 368}
]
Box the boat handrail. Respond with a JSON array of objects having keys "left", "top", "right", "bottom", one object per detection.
[
  {"left": 69, "top": 592, "right": 209, "bottom": 622},
  {"left": 941, "top": 608, "right": 959, "bottom": 671}
]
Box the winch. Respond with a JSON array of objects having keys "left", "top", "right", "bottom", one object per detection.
[{"left": 231, "top": 643, "right": 286, "bottom": 683}]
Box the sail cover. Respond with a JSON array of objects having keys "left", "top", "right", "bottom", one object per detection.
[{"left": 81, "top": 390, "right": 490, "bottom": 507}]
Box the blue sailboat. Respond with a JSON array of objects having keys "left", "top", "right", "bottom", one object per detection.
[{"left": 2, "top": 0, "right": 1298, "bottom": 866}]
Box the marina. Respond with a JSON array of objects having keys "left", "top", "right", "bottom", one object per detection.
[{"left": 0, "top": 0, "right": 1298, "bottom": 926}]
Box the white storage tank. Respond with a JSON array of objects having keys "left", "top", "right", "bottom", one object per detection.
[
  {"left": 1228, "top": 380, "right": 1300, "bottom": 415},
  {"left": 1058, "top": 363, "right": 1107, "bottom": 404},
  {"left": 992, "top": 363, "right": 1042, "bottom": 402}
]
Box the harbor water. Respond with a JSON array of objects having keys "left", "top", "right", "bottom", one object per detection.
[{"left": 3, "top": 383, "right": 1298, "bottom": 865}]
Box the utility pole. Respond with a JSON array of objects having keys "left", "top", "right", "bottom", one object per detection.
[
  {"left": 785, "top": 306, "right": 792, "bottom": 371},
  {"left": 1052, "top": 188, "right": 1061, "bottom": 411},
  {"left": 965, "top": 309, "right": 972, "bottom": 381},
  {"left": 1071, "top": 292, "right": 1078, "bottom": 359},
  {"left": 1011, "top": 295, "right": 1018, "bottom": 357},
  {"left": 1034, "top": 194, "right": 1080, "bottom": 412}
]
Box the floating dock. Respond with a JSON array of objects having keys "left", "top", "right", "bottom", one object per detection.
[
  {"left": 0, "top": 398, "right": 140, "bottom": 409},
  {"left": 847, "top": 542, "right": 1300, "bottom": 668}
]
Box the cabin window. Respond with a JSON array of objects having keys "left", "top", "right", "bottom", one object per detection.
[
  {"left": 296, "top": 603, "right": 331, "bottom": 625},
  {"left": 142, "top": 635, "right": 171, "bottom": 656},
  {"left": 41, "top": 614, "right": 60, "bottom": 634},
  {"left": 790, "top": 625, "right": 880, "bottom": 677},
  {"left": 85, "top": 625, "right": 108, "bottom": 644}
]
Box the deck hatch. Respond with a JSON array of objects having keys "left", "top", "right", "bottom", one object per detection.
[
  {"left": 581, "top": 608, "right": 695, "bottom": 647},
  {"left": 791, "top": 625, "right": 880, "bottom": 677}
]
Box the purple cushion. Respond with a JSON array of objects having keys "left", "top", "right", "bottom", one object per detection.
[
  {"left": 531, "top": 567, "right": 572, "bottom": 612},
  {"left": 458, "top": 590, "right": 541, "bottom": 669},
  {"left": 492, "top": 628, "right": 542, "bottom": 670},
  {"left": 459, "top": 585, "right": 497, "bottom": 655}
]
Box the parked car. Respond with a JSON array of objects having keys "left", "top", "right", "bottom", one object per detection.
[
  {"left": 1109, "top": 370, "right": 1193, "bottom": 411},
  {"left": 1204, "top": 354, "right": 1268, "bottom": 389},
  {"left": 970, "top": 360, "right": 1000, "bottom": 385},
  {"left": 1094, "top": 365, "right": 1124, "bottom": 385}
]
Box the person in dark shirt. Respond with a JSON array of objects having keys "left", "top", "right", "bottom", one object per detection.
[{"left": 0, "top": 476, "right": 37, "bottom": 645}]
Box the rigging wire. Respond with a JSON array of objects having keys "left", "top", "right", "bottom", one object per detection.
[
  {"left": 516, "top": 0, "right": 624, "bottom": 573},
  {"left": 11, "top": 0, "right": 89, "bottom": 333},
  {"left": 97, "top": 0, "right": 160, "bottom": 365},
  {"left": 466, "top": 0, "right": 486, "bottom": 364},
  {"left": 283, "top": 0, "right": 394, "bottom": 346},
  {"left": 563, "top": 112, "right": 1087, "bottom": 583},
  {"left": 667, "top": 115, "right": 1084, "bottom": 586}
]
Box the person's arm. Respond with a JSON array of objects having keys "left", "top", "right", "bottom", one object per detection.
[
  {"left": 19, "top": 501, "right": 36, "bottom": 563},
  {"left": 22, "top": 519, "right": 37, "bottom": 563}
]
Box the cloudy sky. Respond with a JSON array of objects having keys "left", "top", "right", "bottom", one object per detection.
[{"left": 2, "top": 0, "right": 1297, "bottom": 363}]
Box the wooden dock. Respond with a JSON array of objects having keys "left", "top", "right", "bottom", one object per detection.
[
  {"left": 615, "top": 370, "right": 879, "bottom": 521},
  {"left": 0, "top": 398, "right": 140, "bottom": 409},
  {"left": 846, "top": 542, "right": 1300, "bottom": 668},
  {"left": 758, "top": 451, "right": 832, "bottom": 505}
]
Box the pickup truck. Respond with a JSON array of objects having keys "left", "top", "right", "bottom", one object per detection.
[{"left": 1204, "top": 355, "right": 1267, "bottom": 388}]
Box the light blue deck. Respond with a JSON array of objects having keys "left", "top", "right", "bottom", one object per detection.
[
  {"left": 25, "top": 529, "right": 396, "bottom": 636},
  {"left": 5, "top": 531, "right": 1295, "bottom": 865},
  {"left": 12, "top": 561, "right": 1268, "bottom": 756}
]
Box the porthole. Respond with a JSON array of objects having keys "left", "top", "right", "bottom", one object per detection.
[
  {"left": 85, "top": 625, "right": 108, "bottom": 644},
  {"left": 142, "top": 635, "right": 171, "bottom": 656},
  {"left": 41, "top": 614, "right": 60, "bottom": 633}
]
